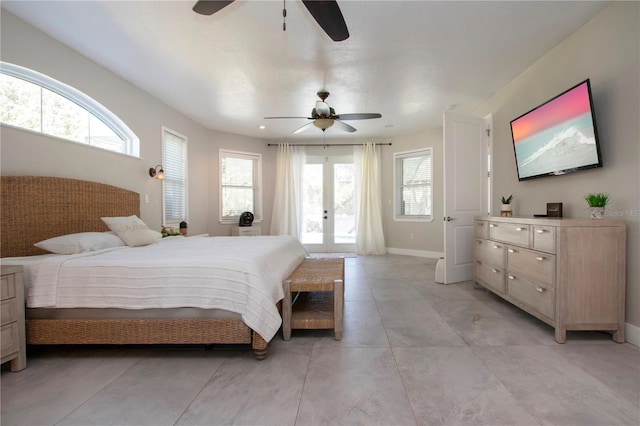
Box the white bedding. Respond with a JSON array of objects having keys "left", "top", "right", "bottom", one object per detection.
[{"left": 22, "top": 236, "right": 307, "bottom": 341}]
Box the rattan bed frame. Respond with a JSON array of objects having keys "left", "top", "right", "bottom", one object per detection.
[{"left": 0, "top": 176, "right": 269, "bottom": 359}]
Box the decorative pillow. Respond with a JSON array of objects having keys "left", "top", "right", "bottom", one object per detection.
[
  {"left": 34, "top": 232, "right": 125, "bottom": 255},
  {"left": 101, "top": 215, "right": 158, "bottom": 247}
]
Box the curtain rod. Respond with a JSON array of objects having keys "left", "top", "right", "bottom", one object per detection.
[{"left": 267, "top": 143, "right": 392, "bottom": 147}]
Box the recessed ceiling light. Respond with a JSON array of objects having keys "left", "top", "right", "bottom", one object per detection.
[{"left": 258, "top": 125, "right": 266, "bottom": 130}]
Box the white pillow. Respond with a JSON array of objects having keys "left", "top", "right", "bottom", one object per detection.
[
  {"left": 101, "top": 215, "right": 158, "bottom": 247},
  {"left": 34, "top": 232, "right": 125, "bottom": 255}
]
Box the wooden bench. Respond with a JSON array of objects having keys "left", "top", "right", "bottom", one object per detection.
[{"left": 282, "top": 257, "right": 345, "bottom": 340}]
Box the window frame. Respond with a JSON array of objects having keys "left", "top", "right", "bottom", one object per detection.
[
  {"left": 393, "top": 147, "right": 433, "bottom": 222},
  {"left": 219, "top": 149, "right": 262, "bottom": 225},
  {"left": 0, "top": 61, "right": 140, "bottom": 157},
  {"left": 162, "top": 127, "right": 188, "bottom": 227}
]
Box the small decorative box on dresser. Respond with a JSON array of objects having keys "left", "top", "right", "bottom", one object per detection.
[
  {"left": 230, "top": 226, "right": 261, "bottom": 236},
  {"left": 474, "top": 216, "right": 626, "bottom": 343},
  {"left": 1, "top": 265, "right": 26, "bottom": 371}
]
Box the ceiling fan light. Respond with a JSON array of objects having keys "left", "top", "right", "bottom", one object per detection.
[{"left": 313, "top": 118, "right": 334, "bottom": 131}]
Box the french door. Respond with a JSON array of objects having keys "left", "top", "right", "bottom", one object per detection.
[{"left": 301, "top": 155, "right": 356, "bottom": 253}]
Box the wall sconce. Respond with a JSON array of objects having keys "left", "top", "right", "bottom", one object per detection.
[{"left": 149, "top": 165, "right": 165, "bottom": 180}]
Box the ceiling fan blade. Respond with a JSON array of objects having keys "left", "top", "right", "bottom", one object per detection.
[
  {"left": 292, "top": 122, "right": 316, "bottom": 134},
  {"left": 333, "top": 120, "right": 357, "bottom": 133},
  {"left": 264, "top": 116, "right": 313, "bottom": 120},
  {"left": 334, "top": 113, "right": 382, "bottom": 120},
  {"left": 193, "top": 0, "right": 234, "bottom": 16},
  {"left": 301, "top": 1, "right": 349, "bottom": 42},
  {"left": 315, "top": 101, "right": 331, "bottom": 117}
]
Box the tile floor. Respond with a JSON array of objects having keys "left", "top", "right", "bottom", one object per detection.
[{"left": 1, "top": 255, "right": 639, "bottom": 426}]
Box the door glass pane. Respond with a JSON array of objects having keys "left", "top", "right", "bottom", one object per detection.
[
  {"left": 302, "top": 163, "right": 323, "bottom": 245},
  {"left": 334, "top": 163, "right": 355, "bottom": 244}
]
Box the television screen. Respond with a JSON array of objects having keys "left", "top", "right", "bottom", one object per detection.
[{"left": 510, "top": 79, "right": 602, "bottom": 181}]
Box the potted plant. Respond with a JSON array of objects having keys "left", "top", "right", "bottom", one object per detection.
[
  {"left": 584, "top": 193, "right": 609, "bottom": 219},
  {"left": 500, "top": 195, "right": 514, "bottom": 217}
]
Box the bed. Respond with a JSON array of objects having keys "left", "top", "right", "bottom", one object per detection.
[{"left": 0, "top": 176, "right": 307, "bottom": 359}]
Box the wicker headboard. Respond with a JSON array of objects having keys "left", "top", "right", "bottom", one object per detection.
[{"left": 1, "top": 176, "right": 140, "bottom": 257}]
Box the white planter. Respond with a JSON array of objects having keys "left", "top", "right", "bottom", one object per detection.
[
  {"left": 589, "top": 207, "right": 605, "bottom": 219},
  {"left": 500, "top": 204, "right": 513, "bottom": 217}
]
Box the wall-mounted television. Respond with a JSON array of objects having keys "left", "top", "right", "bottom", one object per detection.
[{"left": 510, "top": 79, "right": 602, "bottom": 181}]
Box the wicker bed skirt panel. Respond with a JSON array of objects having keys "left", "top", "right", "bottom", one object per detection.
[{"left": 26, "top": 318, "right": 252, "bottom": 345}]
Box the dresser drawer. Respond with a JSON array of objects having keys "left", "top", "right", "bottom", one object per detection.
[
  {"left": 532, "top": 226, "right": 556, "bottom": 253},
  {"left": 1, "top": 323, "right": 19, "bottom": 357},
  {"left": 488, "top": 222, "right": 530, "bottom": 247},
  {"left": 0, "top": 300, "right": 17, "bottom": 326},
  {"left": 506, "top": 274, "right": 555, "bottom": 319},
  {"left": 475, "top": 221, "right": 489, "bottom": 239},
  {"left": 1, "top": 273, "right": 16, "bottom": 301},
  {"left": 507, "top": 246, "right": 555, "bottom": 287},
  {"left": 475, "top": 238, "right": 505, "bottom": 267},
  {"left": 475, "top": 261, "right": 505, "bottom": 294}
]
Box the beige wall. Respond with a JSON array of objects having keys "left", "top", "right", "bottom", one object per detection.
[
  {"left": 0, "top": 11, "right": 275, "bottom": 238},
  {"left": 471, "top": 2, "right": 640, "bottom": 328},
  {"left": 381, "top": 129, "right": 444, "bottom": 255}
]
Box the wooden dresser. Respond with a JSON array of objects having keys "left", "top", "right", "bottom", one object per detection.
[
  {"left": 474, "top": 216, "right": 626, "bottom": 343},
  {"left": 1, "top": 265, "right": 26, "bottom": 371}
]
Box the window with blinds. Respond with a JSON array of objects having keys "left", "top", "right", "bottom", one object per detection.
[
  {"left": 219, "top": 149, "right": 261, "bottom": 222},
  {"left": 162, "top": 128, "right": 187, "bottom": 226},
  {"left": 394, "top": 148, "right": 433, "bottom": 221}
]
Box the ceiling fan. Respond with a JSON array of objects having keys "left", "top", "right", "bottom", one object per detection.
[
  {"left": 264, "top": 91, "right": 382, "bottom": 134},
  {"left": 192, "top": 0, "right": 350, "bottom": 42}
]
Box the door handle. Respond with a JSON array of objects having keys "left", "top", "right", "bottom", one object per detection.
[{"left": 445, "top": 216, "right": 457, "bottom": 222}]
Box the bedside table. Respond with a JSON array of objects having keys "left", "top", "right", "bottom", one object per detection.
[
  {"left": 1, "top": 265, "right": 26, "bottom": 371},
  {"left": 230, "top": 226, "right": 261, "bottom": 236}
]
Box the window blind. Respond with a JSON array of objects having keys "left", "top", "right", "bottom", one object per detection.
[{"left": 163, "top": 128, "right": 187, "bottom": 225}]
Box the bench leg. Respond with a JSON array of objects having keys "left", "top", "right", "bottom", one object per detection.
[
  {"left": 334, "top": 279, "right": 344, "bottom": 340},
  {"left": 282, "top": 279, "right": 292, "bottom": 340}
]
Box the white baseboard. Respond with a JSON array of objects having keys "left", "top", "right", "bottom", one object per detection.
[
  {"left": 625, "top": 322, "right": 640, "bottom": 347},
  {"left": 386, "top": 247, "right": 443, "bottom": 259}
]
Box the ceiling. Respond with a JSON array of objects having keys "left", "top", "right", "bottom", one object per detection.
[{"left": 2, "top": 1, "right": 610, "bottom": 140}]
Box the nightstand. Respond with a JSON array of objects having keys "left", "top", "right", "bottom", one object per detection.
[
  {"left": 230, "top": 226, "right": 261, "bottom": 236},
  {"left": 1, "top": 265, "right": 26, "bottom": 371}
]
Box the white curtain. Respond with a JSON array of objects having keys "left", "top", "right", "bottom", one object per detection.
[
  {"left": 354, "top": 142, "right": 386, "bottom": 255},
  {"left": 270, "top": 144, "right": 306, "bottom": 238}
]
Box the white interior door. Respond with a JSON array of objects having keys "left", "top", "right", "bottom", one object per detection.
[
  {"left": 301, "top": 155, "right": 356, "bottom": 253},
  {"left": 443, "top": 111, "right": 490, "bottom": 284}
]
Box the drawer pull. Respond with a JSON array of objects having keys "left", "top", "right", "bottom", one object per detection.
[
  {"left": 492, "top": 268, "right": 500, "bottom": 274},
  {"left": 536, "top": 256, "right": 546, "bottom": 261},
  {"left": 508, "top": 248, "right": 516, "bottom": 253},
  {"left": 489, "top": 224, "right": 497, "bottom": 228},
  {"left": 536, "top": 286, "right": 546, "bottom": 293},
  {"left": 508, "top": 275, "right": 515, "bottom": 280},
  {"left": 476, "top": 261, "right": 482, "bottom": 265},
  {"left": 536, "top": 229, "right": 547, "bottom": 234},
  {"left": 478, "top": 223, "right": 484, "bottom": 227},
  {"left": 493, "top": 245, "right": 502, "bottom": 249},
  {"left": 515, "top": 227, "right": 526, "bottom": 231}
]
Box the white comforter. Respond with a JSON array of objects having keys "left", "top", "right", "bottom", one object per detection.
[{"left": 26, "top": 236, "right": 307, "bottom": 341}]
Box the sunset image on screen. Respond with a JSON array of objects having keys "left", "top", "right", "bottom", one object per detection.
[
  {"left": 510, "top": 81, "right": 600, "bottom": 179},
  {"left": 511, "top": 83, "right": 591, "bottom": 143}
]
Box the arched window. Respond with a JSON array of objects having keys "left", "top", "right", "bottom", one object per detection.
[{"left": 0, "top": 62, "right": 139, "bottom": 157}]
